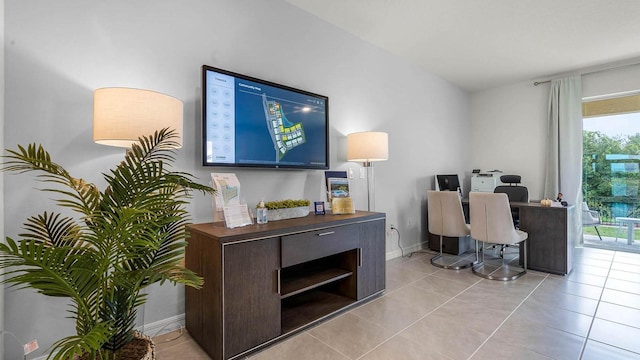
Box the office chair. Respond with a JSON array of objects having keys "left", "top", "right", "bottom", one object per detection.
[
  {"left": 490, "top": 175, "right": 528, "bottom": 258},
  {"left": 582, "top": 202, "right": 603, "bottom": 241},
  {"left": 494, "top": 175, "right": 529, "bottom": 227},
  {"left": 470, "top": 192, "right": 528, "bottom": 281},
  {"left": 427, "top": 190, "right": 476, "bottom": 269}
]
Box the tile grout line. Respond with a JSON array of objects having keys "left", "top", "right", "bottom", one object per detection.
[
  {"left": 577, "top": 251, "right": 616, "bottom": 360},
  {"left": 253, "top": 255, "right": 439, "bottom": 360},
  {"left": 304, "top": 256, "right": 448, "bottom": 360},
  {"left": 367, "top": 254, "right": 550, "bottom": 360},
  {"left": 465, "top": 272, "right": 551, "bottom": 360},
  {"left": 351, "top": 271, "right": 483, "bottom": 360}
]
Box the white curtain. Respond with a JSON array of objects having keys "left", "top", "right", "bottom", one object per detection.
[
  {"left": 543, "top": 76, "right": 583, "bottom": 246},
  {"left": 543, "top": 76, "right": 583, "bottom": 206}
]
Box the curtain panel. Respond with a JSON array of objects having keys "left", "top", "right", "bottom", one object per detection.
[
  {"left": 543, "top": 76, "right": 583, "bottom": 246},
  {"left": 543, "top": 76, "right": 583, "bottom": 206}
]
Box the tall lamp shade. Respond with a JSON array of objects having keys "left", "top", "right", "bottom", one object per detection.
[
  {"left": 93, "top": 87, "right": 183, "bottom": 148},
  {"left": 346, "top": 131, "right": 389, "bottom": 211},
  {"left": 347, "top": 131, "right": 389, "bottom": 165}
]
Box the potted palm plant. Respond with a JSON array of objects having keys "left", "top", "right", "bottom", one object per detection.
[{"left": 0, "top": 129, "right": 214, "bottom": 359}]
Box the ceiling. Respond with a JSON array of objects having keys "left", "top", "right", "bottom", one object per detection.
[{"left": 285, "top": 0, "right": 640, "bottom": 92}]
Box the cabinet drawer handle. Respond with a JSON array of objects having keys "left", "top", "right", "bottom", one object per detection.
[
  {"left": 316, "top": 231, "right": 335, "bottom": 237},
  {"left": 277, "top": 268, "right": 281, "bottom": 295},
  {"left": 358, "top": 248, "right": 363, "bottom": 267}
]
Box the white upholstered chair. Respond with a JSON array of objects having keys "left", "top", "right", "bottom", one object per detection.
[
  {"left": 469, "top": 192, "right": 528, "bottom": 280},
  {"left": 582, "top": 202, "right": 603, "bottom": 241},
  {"left": 427, "top": 190, "right": 475, "bottom": 269}
]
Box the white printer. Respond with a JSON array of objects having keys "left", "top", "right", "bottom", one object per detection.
[{"left": 471, "top": 170, "right": 503, "bottom": 192}]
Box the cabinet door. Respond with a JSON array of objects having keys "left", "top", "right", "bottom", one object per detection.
[
  {"left": 519, "top": 207, "right": 568, "bottom": 274},
  {"left": 223, "top": 237, "right": 280, "bottom": 358},
  {"left": 357, "top": 219, "right": 386, "bottom": 299}
]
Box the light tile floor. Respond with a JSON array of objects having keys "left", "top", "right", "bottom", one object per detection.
[{"left": 155, "top": 247, "right": 640, "bottom": 359}]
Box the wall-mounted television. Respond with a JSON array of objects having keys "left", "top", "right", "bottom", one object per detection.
[{"left": 202, "top": 65, "right": 329, "bottom": 169}]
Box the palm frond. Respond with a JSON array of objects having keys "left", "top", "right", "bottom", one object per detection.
[
  {"left": 2, "top": 144, "right": 100, "bottom": 215},
  {"left": 19, "top": 212, "right": 85, "bottom": 248},
  {"left": 128, "top": 128, "right": 180, "bottom": 164},
  {"left": 47, "top": 322, "right": 112, "bottom": 360}
]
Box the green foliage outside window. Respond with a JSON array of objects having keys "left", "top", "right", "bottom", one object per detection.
[{"left": 583, "top": 130, "right": 640, "bottom": 222}]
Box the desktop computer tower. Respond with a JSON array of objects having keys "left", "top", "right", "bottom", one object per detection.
[{"left": 428, "top": 233, "right": 471, "bottom": 255}]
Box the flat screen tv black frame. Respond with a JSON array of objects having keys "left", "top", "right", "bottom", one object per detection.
[{"left": 201, "top": 65, "right": 330, "bottom": 170}]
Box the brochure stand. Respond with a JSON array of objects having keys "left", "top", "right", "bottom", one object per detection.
[
  {"left": 211, "top": 173, "right": 253, "bottom": 228},
  {"left": 324, "top": 171, "right": 346, "bottom": 211},
  {"left": 325, "top": 171, "right": 355, "bottom": 214}
]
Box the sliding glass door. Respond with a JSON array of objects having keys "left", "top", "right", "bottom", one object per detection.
[{"left": 582, "top": 94, "right": 640, "bottom": 252}]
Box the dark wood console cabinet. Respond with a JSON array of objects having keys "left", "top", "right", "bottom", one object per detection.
[
  {"left": 517, "top": 203, "right": 576, "bottom": 275},
  {"left": 185, "top": 211, "right": 386, "bottom": 360}
]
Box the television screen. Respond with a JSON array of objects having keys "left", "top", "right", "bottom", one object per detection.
[{"left": 202, "top": 65, "right": 329, "bottom": 169}]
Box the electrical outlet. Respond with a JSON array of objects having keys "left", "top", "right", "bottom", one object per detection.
[
  {"left": 386, "top": 224, "right": 396, "bottom": 237},
  {"left": 348, "top": 168, "right": 354, "bottom": 179},
  {"left": 23, "top": 339, "right": 39, "bottom": 355},
  {"left": 359, "top": 168, "right": 365, "bottom": 179},
  {"left": 407, "top": 218, "right": 414, "bottom": 227}
]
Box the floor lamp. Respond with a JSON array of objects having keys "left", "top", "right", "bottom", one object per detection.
[
  {"left": 93, "top": 87, "right": 183, "bottom": 335},
  {"left": 347, "top": 131, "right": 389, "bottom": 211},
  {"left": 93, "top": 87, "right": 183, "bottom": 148}
]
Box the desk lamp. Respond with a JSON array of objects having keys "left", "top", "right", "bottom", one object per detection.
[
  {"left": 93, "top": 87, "right": 183, "bottom": 148},
  {"left": 347, "top": 131, "right": 389, "bottom": 211}
]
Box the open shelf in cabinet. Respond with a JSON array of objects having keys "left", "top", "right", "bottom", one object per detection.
[
  {"left": 281, "top": 267, "right": 353, "bottom": 299},
  {"left": 281, "top": 285, "right": 356, "bottom": 333},
  {"left": 279, "top": 250, "right": 357, "bottom": 333}
]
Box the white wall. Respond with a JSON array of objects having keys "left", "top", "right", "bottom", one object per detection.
[
  {"left": 3, "top": 0, "right": 470, "bottom": 358},
  {"left": 470, "top": 64, "right": 640, "bottom": 201},
  {"left": 470, "top": 81, "right": 549, "bottom": 198}
]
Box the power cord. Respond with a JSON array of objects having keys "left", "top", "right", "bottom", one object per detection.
[
  {"left": 390, "top": 224, "right": 433, "bottom": 259},
  {"left": 390, "top": 225, "right": 407, "bottom": 258},
  {"left": 1, "top": 330, "right": 28, "bottom": 360}
]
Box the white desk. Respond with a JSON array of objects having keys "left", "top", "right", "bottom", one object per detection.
[{"left": 615, "top": 217, "right": 640, "bottom": 245}]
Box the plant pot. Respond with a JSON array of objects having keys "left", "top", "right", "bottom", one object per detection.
[
  {"left": 74, "top": 332, "right": 155, "bottom": 360},
  {"left": 268, "top": 206, "right": 310, "bottom": 221}
]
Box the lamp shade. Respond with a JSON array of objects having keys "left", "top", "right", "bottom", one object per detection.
[
  {"left": 93, "top": 87, "right": 183, "bottom": 148},
  {"left": 346, "top": 131, "right": 389, "bottom": 162}
]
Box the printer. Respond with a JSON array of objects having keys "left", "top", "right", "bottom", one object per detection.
[{"left": 471, "top": 170, "right": 503, "bottom": 192}]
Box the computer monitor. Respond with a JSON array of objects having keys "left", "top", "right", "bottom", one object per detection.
[{"left": 435, "top": 174, "right": 461, "bottom": 192}]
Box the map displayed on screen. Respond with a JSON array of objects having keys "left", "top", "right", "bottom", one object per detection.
[
  {"left": 203, "top": 67, "right": 328, "bottom": 169},
  {"left": 262, "top": 94, "right": 306, "bottom": 161}
]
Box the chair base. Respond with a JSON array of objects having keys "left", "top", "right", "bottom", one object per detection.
[
  {"left": 472, "top": 262, "right": 526, "bottom": 281},
  {"left": 430, "top": 253, "right": 475, "bottom": 270},
  {"left": 472, "top": 242, "right": 526, "bottom": 281},
  {"left": 430, "top": 235, "right": 478, "bottom": 270}
]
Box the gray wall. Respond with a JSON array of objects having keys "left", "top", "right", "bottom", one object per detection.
[{"left": 3, "top": 0, "right": 470, "bottom": 357}]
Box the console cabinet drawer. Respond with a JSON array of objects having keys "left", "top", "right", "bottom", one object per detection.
[{"left": 281, "top": 225, "right": 358, "bottom": 267}]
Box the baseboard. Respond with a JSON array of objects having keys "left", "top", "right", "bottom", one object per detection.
[
  {"left": 386, "top": 240, "right": 429, "bottom": 260},
  {"left": 31, "top": 314, "right": 186, "bottom": 360},
  {"left": 138, "top": 313, "right": 185, "bottom": 338}
]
